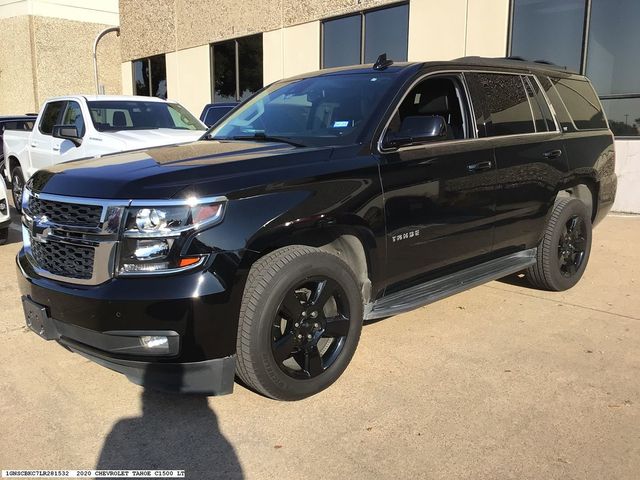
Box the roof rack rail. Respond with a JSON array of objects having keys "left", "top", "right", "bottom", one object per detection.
[{"left": 504, "top": 56, "right": 566, "bottom": 69}]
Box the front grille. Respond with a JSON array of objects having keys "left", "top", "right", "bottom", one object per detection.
[
  {"left": 28, "top": 196, "right": 102, "bottom": 227},
  {"left": 30, "top": 237, "right": 95, "bottom": 280}
]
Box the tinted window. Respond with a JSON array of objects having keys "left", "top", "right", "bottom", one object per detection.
[
  {"left": 62, "top": 101, "right": 85, "bottom": 137},
  {"left": 523, "top": 76, "right": 556, "bottom": 132},
  {"left": 213, "top": 40, "right": 237, "bottom": 102},
  {"left": 600, "top": 98, "right": 640, "bottom": 137},
  {"left": 204, "top": 107, "right": 233, "bottom": 126},
  {"left": 586, "top": 0, "right": 640, "bottom": 96},
  {"left": 212, "top": 34, "right": 263, "bottom": 102},
  {"left": 238, "top": 35, "right": 263, "bottom": 101},
  {"left": 553, "top": 78, "right": 607, "bottom": 130},
  {"left": 133, "top": 55, "right": 167, "bottom": 98},
  {"left": 87, "top": 101, "right": 205, "bottom": 132},
  {"left": 510, "top": 0, "right": 585, "bottom": 72},
  {"left": 39, "top": 101, "right": 66, "bottom": 135},
  {"left": 209, "top": 73, "right": 395, "bottom": 147},
  {"left": 470, "top": 74, "right": 535, "bottom": 136},
  {"left": 364, "top": 4, "right": 409, "bottom": 63},
  {"left": 322, "top": 15, "right": 361, "bottom": 68}
]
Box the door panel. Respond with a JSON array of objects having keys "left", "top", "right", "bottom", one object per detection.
[
  {"left": 379, "top": 140, "right": 497, "bottom": 290},
  {"left": 30, "top": 101, "right": 66, "bottom": 174}
]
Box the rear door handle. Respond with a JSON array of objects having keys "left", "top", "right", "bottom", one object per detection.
[
  {"left": 467, "top": 160, "right": 493, "bottom": 173},
  {"left": 30, "top": 142, "right": 37, "bottom": 148},
  {"left": 543, "top": 149, "right": 563, "bottom": 159}
]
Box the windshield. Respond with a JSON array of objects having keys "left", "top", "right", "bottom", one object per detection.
[
  {"left": 87, "top": 101, "right": 205, "bottom": 132},
  {"left": 207, "top": 73, "right": 396, "bottom": 147}
]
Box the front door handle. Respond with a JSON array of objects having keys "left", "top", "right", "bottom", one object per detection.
[
  {"left": 467, "top": 160, "right": 493, "bottom": 173},
  {"left": 52, "top": 146, "right": 60, "bottom": 152},
  {"left": 543, "top": 149, "right": 563, "bottom": 159}
]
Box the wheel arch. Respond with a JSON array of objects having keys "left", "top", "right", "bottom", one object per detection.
[{"left": 556, "top": 179, "right": 598, "bottom": 222}]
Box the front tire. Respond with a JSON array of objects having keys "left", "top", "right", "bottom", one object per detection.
[
  {"left": 527, "top": 198, "right": 592, "bottom": 291},
  {"left": 11, "top": 166, "right": 24, "bottom": 213},
  {"left": 236, "top": 246, "right": 363, "bottom": 400}
]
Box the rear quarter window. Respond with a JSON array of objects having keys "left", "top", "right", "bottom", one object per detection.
[{"left": 553, "top": 78, "right": 607, "bottom": 130}]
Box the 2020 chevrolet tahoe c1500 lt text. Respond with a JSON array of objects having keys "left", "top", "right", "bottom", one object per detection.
[{"left": 17, "top": 57, "right": 617, "bottom": 400}]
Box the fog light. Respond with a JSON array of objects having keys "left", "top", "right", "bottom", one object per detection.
[
  {"left": 140, "top": 335, "right": 169, "bottom": 352},
  {"left": 0, "top": 199, "right": 7, "bottom": 214}
]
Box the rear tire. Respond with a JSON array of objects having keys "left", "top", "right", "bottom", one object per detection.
[
  {"left": 11, "top": 166, "right": 24, "bottom": 213},
  {"left": 236, "top": 246, "right": 363, "bottom": 400},
  {"left": 527, "top": 198, "right": 592, "bottom": 291}
]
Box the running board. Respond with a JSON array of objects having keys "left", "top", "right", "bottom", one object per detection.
[{"left": 365, "top": 248, "right": 537, "bottom": 320}]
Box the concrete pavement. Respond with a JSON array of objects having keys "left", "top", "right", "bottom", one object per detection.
[{"left": 0, "top": 206, "right": 638, "bottom": 479}]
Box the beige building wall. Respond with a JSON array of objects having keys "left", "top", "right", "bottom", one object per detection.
[
  {"left": 0, "top": 0, "right": 121, "bottom": 115},
  {"left": 165, "top": 45, "right": 211, "bottom": 115},
  {"left": 409, "top": 0, "right": 510, "bottom": 61},
  {"left": 121, "top": 62, "right": 133, "bottom": 95},
  {"left": 0, "top": 15, "right": 37, "bottom": 114},
  {"left": 264, "top": 21, "right": 320, "bottom": 84}
]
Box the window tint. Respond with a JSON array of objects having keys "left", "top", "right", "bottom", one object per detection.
[
  {"left": 387, "top": 76, "right": 470, "bottom": 141},
  {"left": 133, "top": 55, "right": 167, "bottom": 99},
  {"left": 600, "top": 97, "right": 640, "bottom": 137},
  {"left": 204, "top": 107, "right": 233, "bottom": 126},
  {"left": 523, "top": 76, "right": 555, "bottom": 132},
  {"left": 213, "top": 40, "right": 237, "bottom": 102},
  {"left": 212, "top": 34, "right": 263, "bottom": 102},
  {"left": 364, "top": 4, "right": 409, "bottom": 63},
  {"left": 322, "top": 15, "right": 361, "bottom": 68},
  {"left": 470, "top": 73, "right": 536, "bottom": 136},
  {"left": 62, "top": 101, "right": 85, "bottom": 137},
  {"left": 553, "top": 78, "right": 607, "bottom": 130},
  {"left": 322, "top": 4, "right": 409, "bottom": 68},
  {"left": 39, "top": 101, "right": 66, "bottom": 135},
  {"left": 586, "top": 0, "right": 640, "bottom": 96},
  {"left": 510, "top": 0, "right": 585, "bottom": 72}
]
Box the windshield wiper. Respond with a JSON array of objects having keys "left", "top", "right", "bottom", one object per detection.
[{"left": 228, "top": 132, "right": 307, "bottom": 148}]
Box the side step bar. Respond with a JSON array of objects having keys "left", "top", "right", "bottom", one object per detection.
[{"left": 365, "top": 248, "right": 537, "bottom": 320}]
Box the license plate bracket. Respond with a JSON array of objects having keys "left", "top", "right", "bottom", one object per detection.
[{"left": 22, "top": 296, "right": 57, "bottom": 340}]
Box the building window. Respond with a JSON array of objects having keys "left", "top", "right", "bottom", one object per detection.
[
  {"left": 322, "top": 3, "right": 409, "bottom": 68},
  {"left": 510, "top": 0, "right": 586, "bottom": 73},
  {"left": 509, "top": 0, "right": 640, "bottom": 137},
  {"left": 211, "top": 34, "right": 263, "bottom": 103},
  {"left": 133, "top": 55, "right": 167, "bottom": 99}
]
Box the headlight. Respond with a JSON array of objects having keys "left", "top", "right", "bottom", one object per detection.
[{"left": 118, "top": 196, "right": 226, "bottom": 275}]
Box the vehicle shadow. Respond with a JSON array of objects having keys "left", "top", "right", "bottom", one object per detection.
[
  {"left": 2, "top": 204, "right": 23, "bottom": 246},
  {"left": 96, "top": 366, "right": 244, "bottom": 479},
  {"left": 496, "top": 272, "right": 535, "bottom": 289}
]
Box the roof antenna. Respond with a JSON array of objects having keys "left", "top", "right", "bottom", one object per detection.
[{"left": 373, "top": 53, "right": 393, "bottom": 70}]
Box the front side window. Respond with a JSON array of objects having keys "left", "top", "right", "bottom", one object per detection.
[
  {"left": 212, "top": 34, "right": 263, "bottom": 103},
  {"left": 87, "top": 101, "right": 205, "bottom": 132},
  {"left": 133, "top": 55, "right": 167, "bottom": 99},
  {"left": 208, "top": 73, "right": 396, "bottom": 147},
  {"left": 62, "top": 101, "right": 85, "bottom": 137},
  {"left": 510, "top": 0, "right": 586, "bottom": 72},
  {"left": 39, "top": 101, "right": 66, "bottom": 135},
  {"left": 386, "top": 75, "right": 471, "bottom": 142},
  {"left": 322, "top": 3, "right": 409, "bottom": 68},
  {"left": 468, "top": 73, "right": 536, "bottom": 137}
]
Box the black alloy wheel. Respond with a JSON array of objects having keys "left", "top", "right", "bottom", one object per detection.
[
  {"left": 558, "top": 215, "right": 588, "bottom": 278},
  {"left": 271, "top": 276, "right": 351, "bottom": 379}
]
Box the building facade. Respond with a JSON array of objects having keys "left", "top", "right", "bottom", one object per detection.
[
  {"left": 118, "top": 0, "right": 638, "bottom": 213},
  {"left": 0, "top": 0, "right": 121, "bottom": 116}
]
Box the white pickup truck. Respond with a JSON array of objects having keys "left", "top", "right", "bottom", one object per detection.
[{"left": 2, "top": 95, "right": 207, "bottom": 210}]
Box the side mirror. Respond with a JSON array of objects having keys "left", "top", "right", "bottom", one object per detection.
[
  {"left": 383, "top": 115, "right": 449, "bottom": 149},
  {"left": 52, "top": 125, "right": 82, "bottom": 147}
]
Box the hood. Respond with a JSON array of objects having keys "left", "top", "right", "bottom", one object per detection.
[
  {"left": 100, "top": 128, "right": 206, "bottom": 150},
  {"left": 30, "top": 140, "right": 336, "bottom": 200}
]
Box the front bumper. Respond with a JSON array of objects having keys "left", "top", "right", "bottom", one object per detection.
[{"left": 16, "top": 248, "right": 243, "bottom": 395}]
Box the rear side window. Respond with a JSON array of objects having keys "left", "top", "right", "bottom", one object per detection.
[
  {"left": 39, "top": 101, "right": 66, "bottom": 135},
  {"left": 553, "top": 78, "right": 607, "bottom": 130},
  {"left": 468, "top": 73, "right": 536, "bottom": 137}
]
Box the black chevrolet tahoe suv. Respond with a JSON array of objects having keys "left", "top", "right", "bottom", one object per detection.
[{"left": 17, "top": 57, "right": 617, "bottom": 400}]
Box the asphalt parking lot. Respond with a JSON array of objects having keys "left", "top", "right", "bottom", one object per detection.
[{"left": 0, "top": 200, "right": 638, "bottom": 480}]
